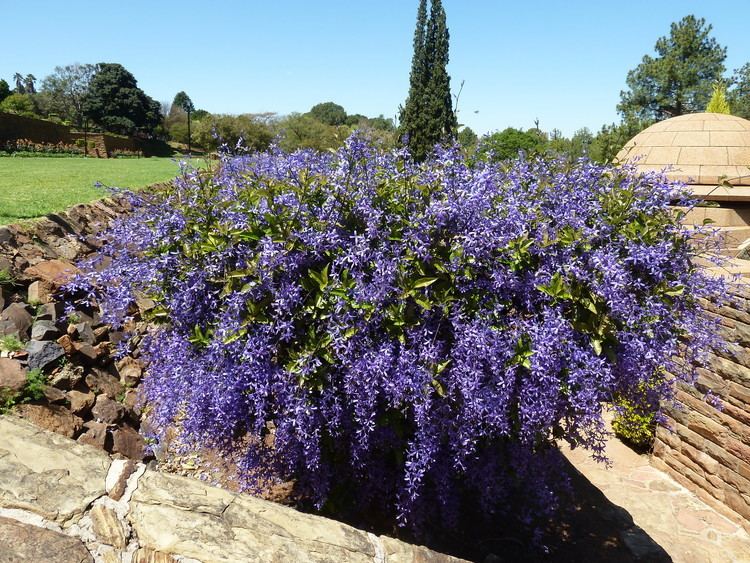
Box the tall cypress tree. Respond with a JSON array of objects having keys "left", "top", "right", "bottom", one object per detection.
[{"left": 398, "top": 0, "right": 457, "bottom": 161}]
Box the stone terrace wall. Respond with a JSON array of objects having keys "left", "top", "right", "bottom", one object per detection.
[
  {"left": 652, "top": 282, "right": 750, "bottom": 532},
  {"left": 0, "top": 111, "right": 170, "bottom": 157},
  {"left": 0, "top": 416, "right": 464, "bottom": 562},
  {"left": 0, "top": 111, "right": 73, "bottom": 145}
]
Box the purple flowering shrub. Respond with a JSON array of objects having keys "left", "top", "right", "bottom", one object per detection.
[{"left": 73, "top": 136, "right": 722, "bottom": 536}]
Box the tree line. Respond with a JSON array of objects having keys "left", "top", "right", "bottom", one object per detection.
[
  {"left": 2, "top": 12, "right": 748, "bottom": 160},
  {"left": 0, "top": 65, "right": 396, "bottom": 153},
  {"left": 398, "top": 8, "right": 750, "bottom": 164}
]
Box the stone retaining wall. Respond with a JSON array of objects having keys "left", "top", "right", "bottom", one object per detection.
[
  {"left": 0, "top": 416, "right": 464, "bottom": 562},
  {"left": 652, "top": 282, "right": 750, "bottom": 532},
  {"left": 0, "top": 111, "right": 73, "bottom": 145}
]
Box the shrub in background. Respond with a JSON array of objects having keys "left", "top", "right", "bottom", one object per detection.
[{"left": 71, "top": 135, "right": 723, "bottom": 540}]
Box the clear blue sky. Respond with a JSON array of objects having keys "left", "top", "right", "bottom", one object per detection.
[{"left": 2, "top": 0, "right": 749, "bottom": 136}]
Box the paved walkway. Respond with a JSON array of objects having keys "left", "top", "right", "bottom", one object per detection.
[{"left": 563, "top": 432, "right": 750, "bottom": 563}]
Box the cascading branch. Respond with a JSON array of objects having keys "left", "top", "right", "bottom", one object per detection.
[{"left": 71, "top": 135, "right": 724, "bottom": 537}]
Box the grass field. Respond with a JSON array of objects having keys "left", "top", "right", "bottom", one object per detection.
[{"left": 0, "top": 157, "right": 199, "bottom": 225}]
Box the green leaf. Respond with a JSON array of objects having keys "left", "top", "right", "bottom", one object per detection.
[
  {"left": 412, "top": 277, "right": 438, "bottom": 289},
  {"left": 663, "top": 285, "right": 685, "bottom": 297},
  {"left": 435, "top": 360, "right": 451, "bottom": 374},
  {"left": 431, "top": 378, "right": 446, "bottom": 397}
]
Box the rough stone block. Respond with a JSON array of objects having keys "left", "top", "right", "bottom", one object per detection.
[
  {"left": 0, "top": 358, "right": 27, "bottom": 394},
  {"left": 91, "top": 504, "right": 127, "bottom": 548},
  {"left": 0, "top": 516, "right": 93, "bottom": 562},
  {"left": 14, "top": 404, "right": 83, "bottom": 439},
  {"left": 0, "top": 416, "right": 110, "bottom": 524}
]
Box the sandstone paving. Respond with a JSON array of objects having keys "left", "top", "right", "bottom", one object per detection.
[{"left": 563, "top": 430, "right": 750, "bottom": 563}]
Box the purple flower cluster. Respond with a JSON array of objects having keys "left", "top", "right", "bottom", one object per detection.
[{"left": 72, "top": 135, "right": 723, "bottom": 535}]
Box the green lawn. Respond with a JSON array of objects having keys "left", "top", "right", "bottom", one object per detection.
[{"left": 0, "top": 157, "right": 198, "bottom": 224}]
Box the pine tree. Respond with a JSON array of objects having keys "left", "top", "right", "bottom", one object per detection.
[
  {"left": 706, "top": 82, "right": 731, "bottom": 114},
  {"left": 398, "top": 0, "right": 457, "bottom": 161}
]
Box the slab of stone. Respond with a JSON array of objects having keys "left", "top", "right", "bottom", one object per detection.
[
  {"left": 25, "top": 339, "right": 65, "bottom": 370},
  {"left": 106, "top": 459, "right": 138, "bottom": 502},
  {"left": 0, "top": 303, "right": 32, "bottom": 338},
  {"left": 0, "top": 358, "right": 27, "bottom": 394},
  {"left": 91, "top": 395, "right": 125, "bottom": 424},
  {"left": 116, "top": 356, "right": 143, "bottom": 386},
  {"left": 0, "top": 416, "right": 110, "bottom": 525},
  {"left": 27, "top": 279, "right": 54, "bottom": 304},
  {"left": 90, "top": 504, "right": 127, "bottom": 548},
  {"left": 0, "top": 515, "right": 93, "bottom": 563},
  {"left": 14, "top": 404, "right": 83, "bottom": 439},
  {"left": 42, "top": 384, "right": 67, "bottom": 404},
  {"left": 35, "top": 301, "right": 63, "bottom": 322},
  {"left": 24, "top": 259, "right": 80, "bottom": 287},
  {"left": 132, "top": 548, "right": 178, "bottom": 563},
  {"left": 31, "top": 319, "right": 60, "bottom": 341},
  {"left": 130, "top": 470, "right": 438, "bottom": 563},
  {"left": 112, "top": 426, "right": 146, "bottom": 460},
  {"left": 49, "top": 362, "right": 83, "bottom": 390},
  {"left": 75, "top": 322, "right": 96, "bottom": 345},
  {"left": 68, "top": 389, "right": 96, "bottom": 416},
  {"left": 378, "top": 535, "right": 467, "bottom": 562},
  {"left": 78, "top": 421, "right": 110, "bottom": 450},
  {"left": 85, "top": 369, "right": 123, "bottom": 399}
]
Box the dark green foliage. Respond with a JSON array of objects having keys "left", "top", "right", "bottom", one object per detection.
[
  {"left": 545, "top": 128, "right": 594, "bottom": 160},
  {"left": 588, "top": 118, "right": 652, "bottom": 163},
  {"left": 309, "top": 102, "right": 347, "bottom": 126},
  {"left": 0, "top": 80, "right": 10, "bottom": 103},
  {"left": 24, "top": 369, "right": 46, "bottom": 402},
  {"left": 0, "top": 93, "right": 37, "bottom": 116},
  {"left": 618, "top": 15, "right": 726, "bottom": 120},
  {"left": 345, "top": 113, "right": 367, "bottom": 126},
  {"left": 398, "top": 0, "right": 457, "bottom": 161},
  {"left": 192, "top": 113, "right": 273, "bottom": 152},
  {"left": 172, "top": 91, "right": 195, "bottom": 114},
  {"left": 83, "top": 63, "right": 162, "bottom": 136},
  {"left": 477, "top": 127, "right": 547, "bottom": 162},
  {"left": 729, "top": 64, "right": 750, "bottom": 119},
  {"left": 457, "top": 126, "right": 478, "bottom": 152},
  {"left": 275, "top": 113, "right": 345, "bottom": 152},
  {"left": 192, "top": 109, "right": 210, "bottom": 121}
]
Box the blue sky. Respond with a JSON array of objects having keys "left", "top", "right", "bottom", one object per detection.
[{"left": 2, "top": 1, "right": 749, "bottom": 136}]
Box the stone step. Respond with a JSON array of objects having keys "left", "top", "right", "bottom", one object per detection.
[{"left": 679, "top": 206, "right": 750, "bottom": 228}]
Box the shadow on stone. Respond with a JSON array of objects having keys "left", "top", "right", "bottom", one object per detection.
[{"left": 316, "top": 448, "right": 672, "bottom": 563}]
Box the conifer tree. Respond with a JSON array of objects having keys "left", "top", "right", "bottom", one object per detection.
[
  {"left": 706, "top": 81, "right": 731, "bottom": 114},
  {"left": 398, "top": 0, "right": 457, "bottom": 161}
]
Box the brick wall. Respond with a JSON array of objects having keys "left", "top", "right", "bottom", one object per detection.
[{"left": 652, "top": 283, "right": 750, "bottom": 531}]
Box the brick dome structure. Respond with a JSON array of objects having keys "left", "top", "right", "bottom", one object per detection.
[{"left": 617, "top": 112, "right": 750, "bottom": 201}]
